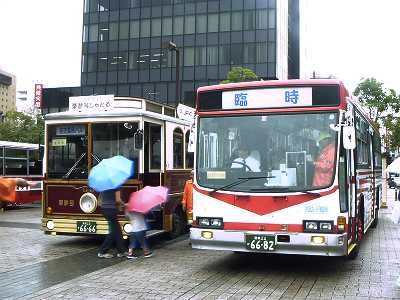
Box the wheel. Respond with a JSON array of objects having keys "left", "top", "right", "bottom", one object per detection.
[
  {"left": 169, "top": 209, "right": 186, "bottom": 239},
  {"left": 0, "top": 201, "right": 6, "bottom": 210},
  {"left": 348, "top": 202, "right": 364, "bottom": 260}
]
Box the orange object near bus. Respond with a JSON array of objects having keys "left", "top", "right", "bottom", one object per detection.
[
  {"left": 182, "top": 179, "right": 193, "bottom": 211},
  {"left": 0, "top": 178, "right": 17, "bottom": 202}
]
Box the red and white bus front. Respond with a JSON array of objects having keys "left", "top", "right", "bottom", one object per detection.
[{"left": 190, "top": 81, "right": 357, "bottom": 257}]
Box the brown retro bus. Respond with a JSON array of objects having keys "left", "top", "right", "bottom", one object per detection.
[{"left": 42, "top": 96, "right": 193, "bottom": 239}]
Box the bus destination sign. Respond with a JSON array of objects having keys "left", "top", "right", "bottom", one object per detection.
[{"left": 222, "top": 87, "right": 313, "bottom": 110}]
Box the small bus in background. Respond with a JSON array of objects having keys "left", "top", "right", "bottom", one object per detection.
[
  {"left": 0, "top": 141, "right": 43, "bottom": 209},
  {"left": 42, "top": 96, "right": 193, "bottom": 239},
  {"left": 190, "top": 79, "right": 381, "bottom": 259}
]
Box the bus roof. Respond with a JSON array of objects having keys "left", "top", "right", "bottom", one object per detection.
[
  {"left": 0, "top": 141, "right": 42, "bottom": 150},
  {"left": 44, "top": 97, "right": 191, "bottom": 126},
  {"left": 197, "top": 79, "right": 348, "bottom": 93}
]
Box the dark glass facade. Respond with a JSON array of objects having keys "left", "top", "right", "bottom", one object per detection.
[{"left": 42, "top": 0, "right": 299, "bottom": 112}]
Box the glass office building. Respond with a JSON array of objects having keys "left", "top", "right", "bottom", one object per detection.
[{"left": 42, "top": 0, "right": 299, "bottom": 112}]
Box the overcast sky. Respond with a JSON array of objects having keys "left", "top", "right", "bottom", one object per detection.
[{"left": 0, "top": 0, "right": 399, "bottom": 98}]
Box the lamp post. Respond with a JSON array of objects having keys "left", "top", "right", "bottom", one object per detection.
[{"left": 165, "top": 41, "right": 180, "bottom": 104}]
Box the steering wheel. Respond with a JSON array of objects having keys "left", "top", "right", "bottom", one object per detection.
[{"left": 230, "top": 160, "right": 253, "bottom": 172}]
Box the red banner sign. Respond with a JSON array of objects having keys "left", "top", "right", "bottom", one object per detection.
[{"left": 34, "top": 84, "right": 43, "bottom": 108}]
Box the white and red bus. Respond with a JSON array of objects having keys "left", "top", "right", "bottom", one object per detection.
[
  {"left": 42, "top": 96, "right": 192, "bottom": 239},
  {"left": 190, "top": 79, "right": 382, "bottom": 258},
  {"left": 0, "top": 141, "right": 43, "bottom": 208}
]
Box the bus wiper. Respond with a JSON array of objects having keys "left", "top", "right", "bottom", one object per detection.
[
  {"left": 210, "top": 176, "right": 274, "bottom": 194},
  {"left": 63, "top": 153, "right": 86, "bottom": 179},
  {"left": 91, "top": 153, "right": 101, "bottom": 163},
  {"left": 250, "top": 187, "right": 292, "bottom": 192}
]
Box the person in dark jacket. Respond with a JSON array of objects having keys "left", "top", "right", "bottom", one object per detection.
[{"left": 97, "top": 189, "right": 127, "bottom": 258}]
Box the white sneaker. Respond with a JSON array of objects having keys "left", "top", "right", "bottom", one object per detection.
[{"left": 98, "top": 253, "right": 114, "bottom": 259}]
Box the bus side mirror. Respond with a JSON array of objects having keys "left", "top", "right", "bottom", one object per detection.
[
  {"left": 343, "top": 126, "right": 356, "bottom": 150},
  {"left": 134, "top": 129, "right": 143, "bottom": 150}
]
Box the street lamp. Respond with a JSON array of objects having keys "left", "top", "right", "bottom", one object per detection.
[{"left": 164, "top": 41, "right": 181, "bottom": 104}]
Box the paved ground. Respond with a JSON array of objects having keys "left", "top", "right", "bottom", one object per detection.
[{"left": 1, "top": 191, "right": 400, "bottom": 299}]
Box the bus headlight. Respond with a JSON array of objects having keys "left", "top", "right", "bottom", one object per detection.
[
  {"left": 79, "top": 193, "right": 98, "bottom": 214},
  {"left": 46, "top": 220, "right": 55, "bottom": 230},
  {"left": 197, "top": 217, "right": 224, "bottom": 229},
  {"left": 303, "top": 220, "right": 334, "bottom": 233},
  {"left": 123, "top": 223, "right": 132, "bottom": 233},
  {"left": 304, "top": 221, "right": 318, "bottom": 231}
]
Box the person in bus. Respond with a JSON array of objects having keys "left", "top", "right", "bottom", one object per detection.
[
  {"left": 182, "top": 171, "right": 193, "bottom": 222},
  {"left": 231, "top": 146, "right": 261, "bottom": 172},
  {"left": 0, "top": 177, "right": 33, "bottom": 202},
  {"left": 97, "top": 189, "right": 127, "bottom": 259},
  {"left": 313, "top": 132, "right": 335, "bottom": 187}
]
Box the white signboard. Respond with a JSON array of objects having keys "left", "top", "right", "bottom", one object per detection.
[
  {"left": 177, "top": 103, "right": 195, "bottom": 123},
  {"left": 69, "top": 95, "right": 114, "bottom": 112},
  {"left": 222, "top": 87, "right": 313, "bottom": 110}
]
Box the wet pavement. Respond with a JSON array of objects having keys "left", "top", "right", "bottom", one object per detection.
[{"left": 1, "top": 191, "right": 400, "bottom": 299}]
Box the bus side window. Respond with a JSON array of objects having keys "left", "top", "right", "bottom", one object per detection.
[
  {"left": 146, "top": 123, "right": 161, "bottom": 171},
  {"left": 173, "top": 128, "right": 184, "bottom": 169},
  {"left": 338, "top": 149, "right": 349, "bottom": 213}
]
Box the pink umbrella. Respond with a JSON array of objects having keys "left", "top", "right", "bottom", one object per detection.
[{"left": 127, "top": 186, "right": 169, "bottom": 214}]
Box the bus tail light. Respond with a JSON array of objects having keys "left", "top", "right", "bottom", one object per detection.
[
  {"left": 46, "top": 206, "right": 53, "bottom": 214},
  {"left": 337, "top": 216, "right": 346, "bottom": 232}
]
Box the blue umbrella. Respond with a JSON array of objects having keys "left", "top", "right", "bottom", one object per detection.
[{"left": 88, "top": 155, "right": 134, "bottom": 192}]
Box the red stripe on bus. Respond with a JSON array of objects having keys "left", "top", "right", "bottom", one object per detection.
[
  {"left": 224, "top": 222, "right": 304, "bottom": 232},
  {"left": 193, "top": 185, "right": 338, "bottom": 216}
]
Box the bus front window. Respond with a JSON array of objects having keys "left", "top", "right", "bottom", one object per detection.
[
  {"left": 47, "top": 124, "right": 88, "bottom": 179},
  {"left": 92, "top": 122, "right": 140, "bottom": 178},
  {"left": 197, "top": 112, "right": 338, "bottom": 192}
]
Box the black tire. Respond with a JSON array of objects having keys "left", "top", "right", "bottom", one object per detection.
[
  {"left": 169, "top": 209, "right": 186, "bottom": 239},
  {"left": 0, "top": 201, "right": 6, "bottom": 210}
]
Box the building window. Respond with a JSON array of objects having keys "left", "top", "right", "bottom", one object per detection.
[
  {"left": 196, "top": 47, "right": 207, "bottom": 65},
  {"left": 231, "top": 11, "right": 242, "bottom": 31},
  {"left": 207, "top": 46, "right": 218, "bottom": 65},
  {"left": 256, "top": 43, "right": 267, "bottom": 63},
  {"left": 98, "top": 53, "right": 108, "bottom": 71},
  {"left": 89, "top": 24, "right": 98, "bottom": 42},
  {"left": 244, "top": 11, "right": 255, "bottom": 30},
  {"left": 87, "top": 54, "right": 97, "bottom": 72},
  {"left": 109, "top": 22, "right": 119, "bottom": 40},
  {"left": 268, "top": 9, "right": 275, "bottom": 29},
  {"left": 99, "top": 23, "right": 110, "bottom": 41},
  {"left": 219, "top": 12, "right": 230, "bottom": 32},
  {"left": 173, "top": 128, "right": 184, "bottom": 169},
  {"left": 138, "top": 50, "right": 150, "bottom": 69},
  {"left": 141, "top": 19, "right": 151, "bottom": 38},
  {"left": 162, "top": 17, "right": 172, "bottom": 36},
  {"left": 185, "top": 15, "right": 195, "bottom": 35},
  {"left": 230, "top": 44, "right": 243, "bottom": 65},
  {"left": 119, "top": 21, "right": 129, "bottom": 40},
  {"left": 256, "top": 9, "right": 268, "bottom": 29},
  {"left": 184, "top": 47, "right": 195, "bottom": 66},
  {"left": 243, "top": 44, "right": 256, "bottom": 63},
  {"left": 219, "top": 45, "right": 230, "bottom": 65},
  {"left": 208, "top": 14, "right": 219, "bottom": 33},
  {"left": 151, "top": 18, "right": 161, "bottom": 37},
  {"left": 196, "top": 15, "right": 207, "bottom": 33},
  {"left": 130, "top": 20, "right": 140, "bottom": 39},
  {"left": 128, "top": 51, "right": 139, "bottom": 70},
  {"left": 174, "top": 16, "right": 184, "bottom": 35}
]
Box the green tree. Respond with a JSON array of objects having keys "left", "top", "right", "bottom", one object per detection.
[
  {"left": 353, "top": 78, "right": 399, "bottom": 124},
  {"left": 0, "top": 111, "right": 44, "bottom": 144},
  {"left": 220, "top": 67, "right": 258, "bottom": 84}
]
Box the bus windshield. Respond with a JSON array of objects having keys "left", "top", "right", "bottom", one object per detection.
[
  {"left": 47, "top": 124, "right": 88, "bottom": 179},
  {"left": 92, "top": 122, "right": 140, "bottom": 178},
  {"left": 197, "top": 112, "right": 338, "bottom": 192}
]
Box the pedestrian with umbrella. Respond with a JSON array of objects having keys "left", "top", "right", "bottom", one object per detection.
[
  {"left": 125, "top": 186, "right": 169, "bottom": 259},
  {"left": 88, "top": 155, "right": 134, "bottom": 258}
]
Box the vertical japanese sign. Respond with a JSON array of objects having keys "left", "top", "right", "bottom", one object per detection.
[{"left": 34, "top": 84, "right": 43, "bottom": 108}]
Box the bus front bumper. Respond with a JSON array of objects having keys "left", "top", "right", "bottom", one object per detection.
[
  {"left": 41, "top": 217, "right": 131, "bottom": 238},
  {"left": 190, "top": 228, "right": 348, "bottom": 256}
]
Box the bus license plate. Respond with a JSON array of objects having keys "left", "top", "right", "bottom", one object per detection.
[
  {"left": 245, "top": 234, "right": 276, "bottom": 251},
  {"left": 77, "top": 221, "right": 97, "bottom": 233}
]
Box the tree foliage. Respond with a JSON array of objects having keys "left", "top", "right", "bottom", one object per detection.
[
  {"left": 353, "top": 78, "right": 399, "bottom": 124},
  {"left": 354, "top": 78, "right": 400, "bottom": 151},
  {"left": 220, "top": 67, "right": 258, "bottom": 84},
  {"left": 0, "top": 111, "right": 44, "bottom": 144}
]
